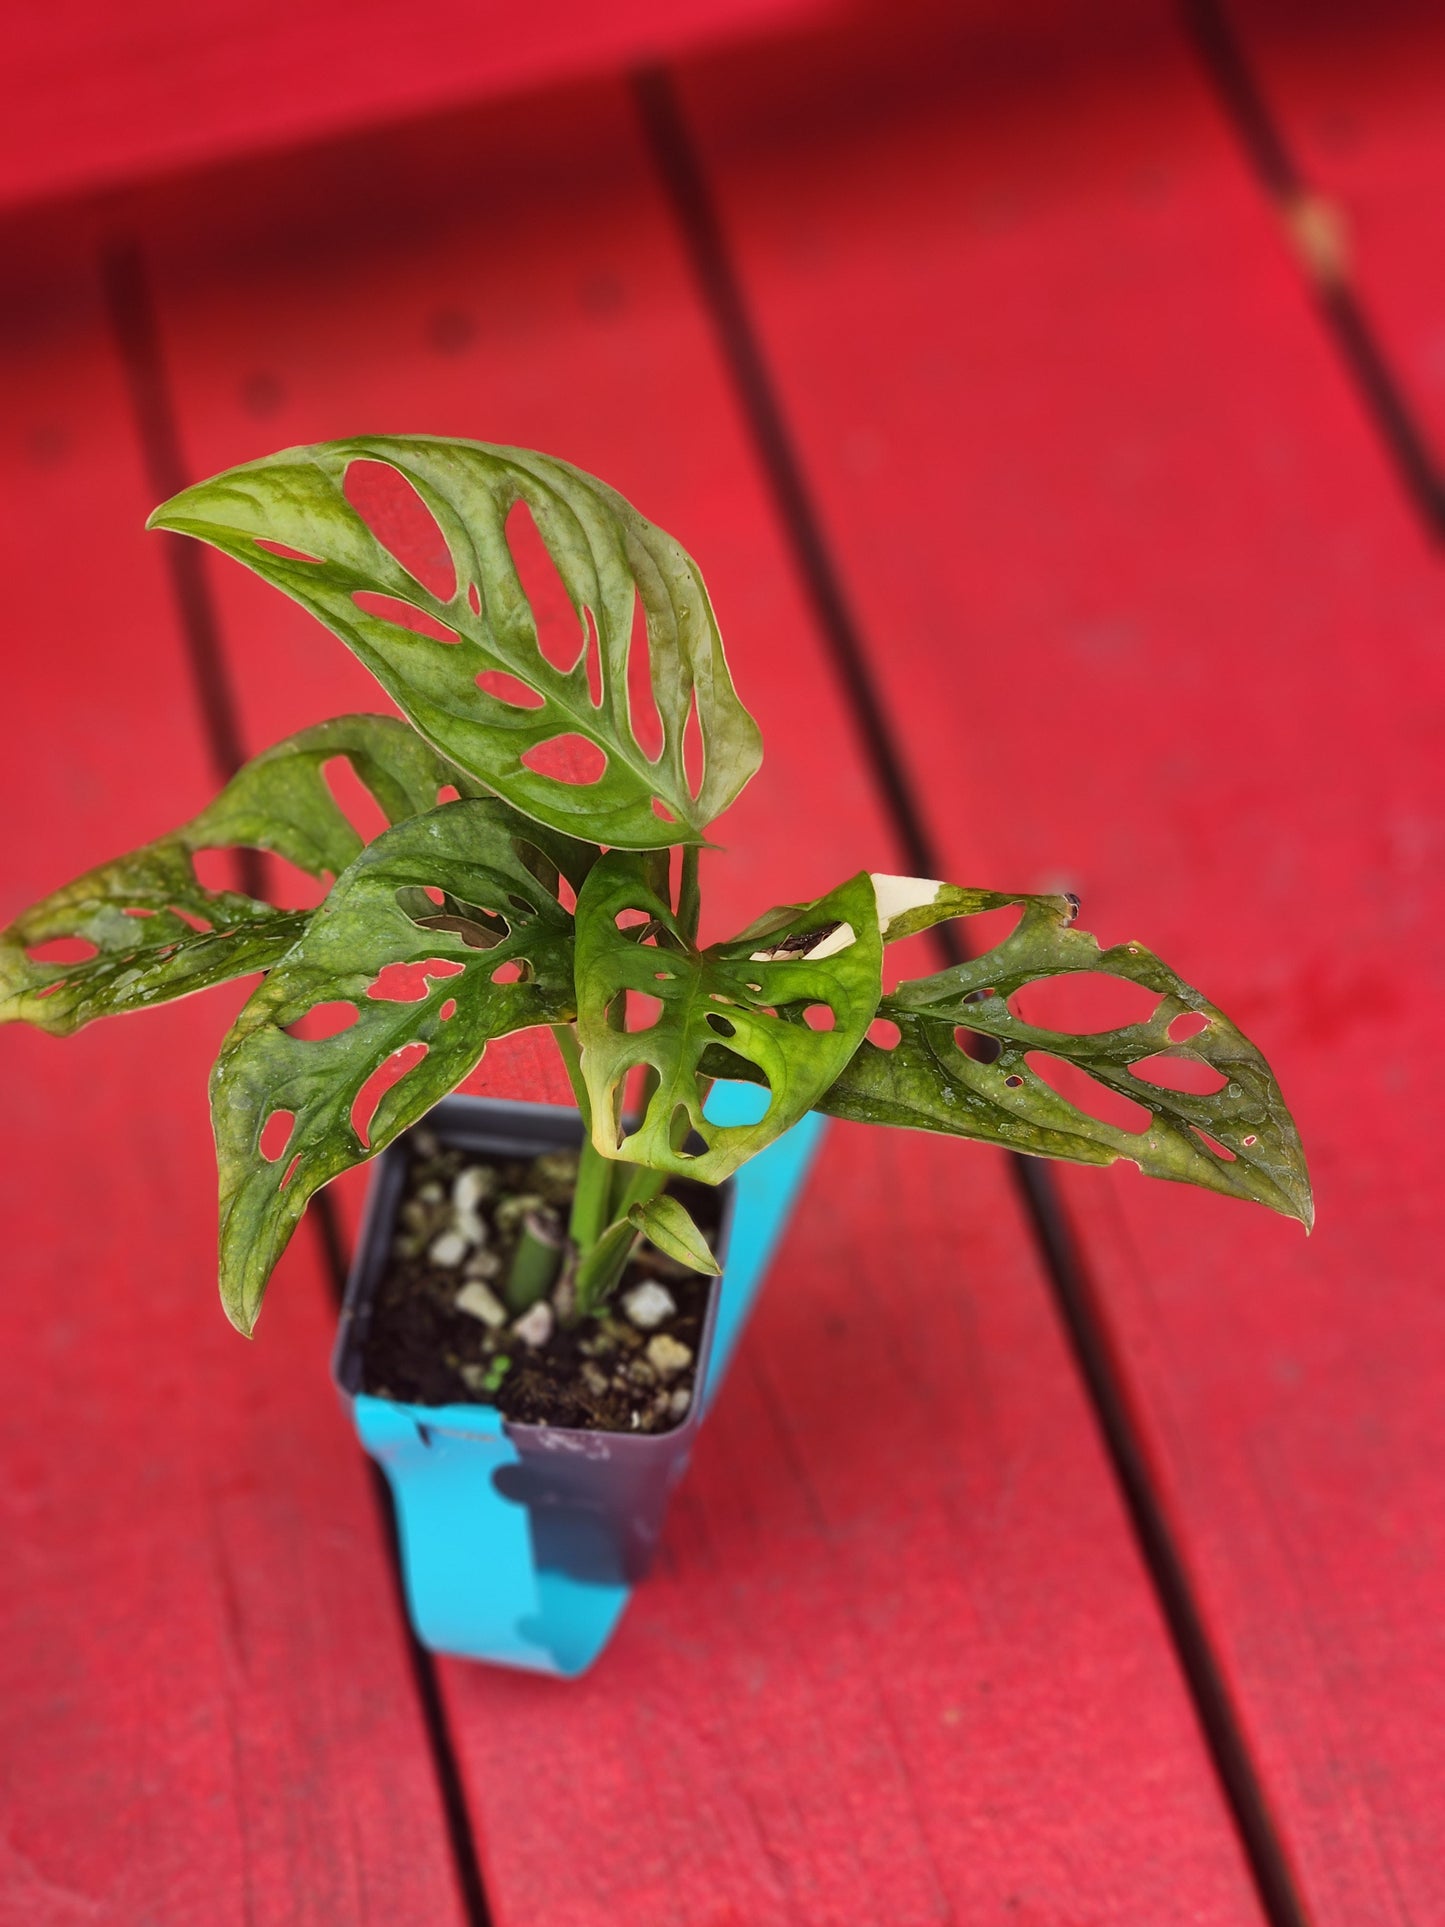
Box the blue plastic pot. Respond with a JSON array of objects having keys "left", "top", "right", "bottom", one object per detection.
[{"left": 332, "top": 1082, "right": 825, "bottom": 1677}]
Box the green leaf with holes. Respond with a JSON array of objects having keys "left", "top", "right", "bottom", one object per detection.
[
  {"left": 149, "top": 436, "right": 763, "bottom": 850},
  {"left": 0, "top": 715, "right": 467, "bottom": 1036},
  {"left": 574, "top": 853, "right": 882, "bottom": 1183},
  {"left": 211, "top": 797, "right": 586, "bottom": 1333},
  {"left": 817, "top": 893, "right": 1313, "bottom": 1227}
]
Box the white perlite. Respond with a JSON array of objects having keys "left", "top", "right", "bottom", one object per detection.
[
  {"left": 621, "top": 1282, "right": 677, "bottom": 1331},
  {"left": 646, "top": 1334, "right": 693, "bottom": 1379},
  {"left": 451, "top": 1167, "right": 490, "bottom": 1247},
  {"left": 429, "top": 1229, "right": 468, "bottom": 1268},
  {"left": 454, "top": 1281, "right": 507, "bottom": 1329},
  {"left": 511, "top": 1302, "right": 554, "bottom": 1349}
]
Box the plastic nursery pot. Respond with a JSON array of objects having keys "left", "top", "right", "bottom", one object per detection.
[{"left": 332, "top": 1081, "right": 825, "bottom": 1678}]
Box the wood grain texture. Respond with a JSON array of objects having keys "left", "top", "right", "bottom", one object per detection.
[
  {"left": 1, "top": 0, "right": 829, "bottom": 214},
  {"left": 140, "top": 75, "right": 1266, "bottom": 1924},
  {"left": 0, "top": 236, "right": 466, "bottom": 1927},
  {"left": 679, "top": 1, "right": 1445, "bottom": 1918}
]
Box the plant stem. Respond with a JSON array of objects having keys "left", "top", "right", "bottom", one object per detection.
[
  {"left": 678, "top": 844, "right": 701, "bottom": 945},
  {"left": 568, "top": 1134, "right": 615, "bottom": 1253},
  {"left": 574, "top": 1218, "right": 640, "bottom": 1319},
  {"left": 551, "top": 1021, "right": 591, "bottom": 1132},
  {"left": 610, "top": 1158, "right": 669, "bottom": 1222},
  {"left": 503, "top": 1211, "right": 563, "bottom": 1313}
]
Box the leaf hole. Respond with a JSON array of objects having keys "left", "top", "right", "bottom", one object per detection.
[
  {"left": 504, "top": 499, "right": 586, "bottom": 673},
  {"left": 285, "top": 1001, "right": 359, "bottom": 1041},
  {"left": 367, "top": 957, "right": 465, "bottom": 1003},
  {"left": 344, "top": 459, "right": 456, "bottom": 599},
  {"left": 583, "top": 606, "right": 604, "bottom": 708},
  {"left": 868, "top": 1017, "right": 901, "bottom": 1049},
  {"left": 521, "top": 735, "right": 608, "bottom": 785},
  {"left": 615, "top": 907, "right": 652, "bottom": 933},
  {"left": 1010, "top": 972, "right": 1162, "bottom": 1033},
  {"left": 625, "top": 989, "right": 664, "bottom": 1030},
  {"left": 437, "top": 784, "right": 461, "bottom": 805},
  {"left": 1191, "top": 1127, "right": 1237, "bottom": 1161},
  {"left": 351, "top": 1040, "right": 430, "bottom": 1149},
  {"left": 165, "top": 903, "right": 213, "bottom": 932},
  {"left": 803, "top": 1003, "right": 836, "bottom": 1031},
  {"left": 706, "top": 1012, "right": 736, "bottom": 1038},
  {"left": 467, "top": 581, "right": 482, "bottom": 617},
  {"left": 625, "top": 590, "right": 665, "bottom": 759},
  {"left": 352, "top": 591, "right": 460, "bottom": 645},
  {"left": 439, "top": 997, "right": 458, "bottom": 1021},
  {"left": 1024, "top": 1052, "right": 1151, "bottom": 1134},
  {"left": 259, "top": 1110, "right": 296, "bottom": 1162},
  {"left": 682, "top": 692, "right": 704, "bottom": 799},
  {"left": 476, "top": 668, "right": 545, "bottom": 709},
  {"left": 491, "top": 959, "right": 532, "bottom": 985},
  {"left": 26, "top": 936, "right": 98, "bottom": 964},
  {"left": 652, "top": 798, "right": 678, "bottom": 825},
  {"left": 254, "top": 537, "right": 322, "bottom": 563},
  {"left": 1167, "top": 1010, "right": 1210, "bottom": 1042},
  {"left": 668, "top": 1104, "right": 703, "bottom": 1157},
  {"left": 955, "top": 1026, "right": 1002, "bottom": 1064},
  {"left": 279, "top": 1151, "right": 304, "bottom": 1190},
  {"left": 1129, "top": 1054, "right": 1228, "bottom": 1096},
  {"left": 122, "top": 906, "right": 156, "bottom": 918}
]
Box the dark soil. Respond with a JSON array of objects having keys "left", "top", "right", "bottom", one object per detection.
[{"left": 358, "top": 1128, "right": 722, "bottom": 1434}]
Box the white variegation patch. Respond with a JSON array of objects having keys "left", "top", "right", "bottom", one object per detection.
[{"left": 870, "top": 873, "right": 944, "bottom": 936}]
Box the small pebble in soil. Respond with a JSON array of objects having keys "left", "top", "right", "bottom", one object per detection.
[
  {"left": 621, "top": 1281, "right": 676, "bottom": 1331},
  {"left": 646, "top": 1333, "right": 693, "bottom": 1379},
  {"left": 429, "top": 1229, "right": 469, "bottom": 1268},
  {"left": 463, "top": 1249, "right": 502, "bottom": 1281},
  {"left": 532, "top": 1150, "right": 581, "bottom": 1204},
  {"left": 494, "top": 1191, "right": 544, "bottom": 1237},
  {"left": 511, "top": 1301, "right": 554, "bottom": 1348},
  {"left": 418, "top": 1180, "right": 444, "bottom": 1204},
  {"left": 454, "top": 1280, "right": 507, "bottom": 1329},
  {"left": 669, "top": 1387, "right": 692, "bottom": 1421},
  {"left": 452, "top": 1166, "right": 492, "bottom": 1244}
]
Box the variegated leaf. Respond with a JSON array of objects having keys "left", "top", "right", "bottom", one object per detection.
[
  {"left": 150, "top": 437, "right": 762, "bottom": 849},
  {"left": 574, "top": 853, "right": 882, "bottom": 1184},
  {"left": 212, "top": 797, "right": 588, "bottom": 1332},
  {"left": 0, "top": 715, "right": 466, "bottom": 1035}
]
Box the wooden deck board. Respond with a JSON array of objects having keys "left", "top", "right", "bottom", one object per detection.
[
  {"left": 679, "top": 2, "right": 1445, "bottom": 1918},
  {"left": 0, "top": 242, "right": 468, "bottom": 1923},
  {"left": 1230, "top": 0, "right": 1445, "bottom": 467},
  {"left": 136, "top": 73, "right": 1266, "bottom": 1926}
]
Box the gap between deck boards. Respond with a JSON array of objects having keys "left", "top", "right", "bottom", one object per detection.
[
  {"left": 1179, "top": 0, "right": 1445, "bottom": 541},
  {"left": 98, "top": 236, "right": 495, "bottom": 1927},
  {"left": 631, "top": 58, "right": 1318, "bottom": 1927}
]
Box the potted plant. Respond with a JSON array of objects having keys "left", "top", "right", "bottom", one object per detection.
[{"left": 1, "top": 436, "right": 1311, "bottom": 1675}]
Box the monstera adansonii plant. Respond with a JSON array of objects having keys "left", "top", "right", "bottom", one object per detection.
[{"left": 0, "top": 436, "right": 1311, "bottom": 1339}]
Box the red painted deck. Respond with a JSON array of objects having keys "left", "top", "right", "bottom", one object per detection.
[{"left": 1, "top": 5, "right": 1439, "bottom": 1922}]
